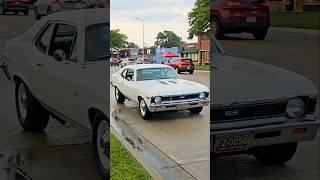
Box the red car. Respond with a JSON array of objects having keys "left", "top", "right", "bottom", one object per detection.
[
  {"left": 210, "top": 0, "right": 270, "bottom": 40},
  {"left": 166, "top": 58, "right": 195, "bottom": 74},
  {"left": 0, "top": 0, "right": 30, "bottom": 15}
]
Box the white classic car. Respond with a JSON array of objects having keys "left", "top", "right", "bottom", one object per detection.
[
  {"left": 111, "top": 64, "right": 210, "bottom": 119},
  {"left": 0, "top": 9, "right": 109, "bottom": 178},
  {"left": 211, "top": 34, "right": 320, "bottom": 164}
]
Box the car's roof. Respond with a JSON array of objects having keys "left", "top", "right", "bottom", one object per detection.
[
  {"left": 125, "top": 64, "right": 172, "bottom": 70},
  {"left": 44, "top": 8, "right": 108, "bottom": 26}
]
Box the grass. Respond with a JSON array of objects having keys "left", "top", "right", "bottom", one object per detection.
[
  {"left": 195, "top": 64, "right": 210, "bottom": 71},
  {"left": 110, "top": 133, "right": 152, "bottom": 180},
  {"left": 270, "top": 11, "right": 320, "bottom": 30}
]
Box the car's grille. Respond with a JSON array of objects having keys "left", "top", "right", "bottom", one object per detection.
[
  {"left": 162, "top": 94, "right": 200, "bottom": 101},
  {"left": 211, "top": 97, "right": 318, "bottom": 123},
  {"left": 211, "top": 101, "right": 287, "bottom": 123}
]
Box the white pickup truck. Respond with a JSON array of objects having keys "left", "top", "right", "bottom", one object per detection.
[{"left": 1, "top": 9, "right": 109, "bottom": 178}]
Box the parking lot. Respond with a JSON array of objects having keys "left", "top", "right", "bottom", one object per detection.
[
  {"left": 0, "top": 12, "right": 101, "bottom": 179},
  {"left": 212, "top": 29, "right": 320, "bottom": 180}
]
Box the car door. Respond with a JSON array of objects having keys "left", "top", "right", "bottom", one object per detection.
[
  {"left": 43, "top": 23, "right": 80, "bottom": 121},
  {"left": 117, "top": 68, "right": 128, "bottom": 96},
  {"left": 124, "top": 68, "right": 136, "bottom": 100}
]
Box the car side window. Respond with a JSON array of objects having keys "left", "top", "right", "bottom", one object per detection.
[
  {"left": 49, "top": 24, "right": 77, "bottom": 61},
  {"left": 126, "top": 69, "right": 134, "bottom": 81},
  {"left": 36, "top": 23, "right": 55, "bottom": 54}
]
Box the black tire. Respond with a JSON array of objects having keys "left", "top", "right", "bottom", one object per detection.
[
  {"left": 92, "top": 112, "right": 110, "bottom": 179},
  {"left": 175, "top": 67, "right": 180, "bottom": 74},
  {"left": 253, "top": 30, "right": 268, "bottom": 40},
  {"left": 253, "top": 142, "right": 297, "bottom": 165},
  {"left": 114, "top": 87, "right": 125, "bottom": 103},
  {"left": 189, "top": 107, "right": 203, "bottom": 114},
  {"left": 15, "top": 80, "right": 49, "bottom": 131},
  {"left": 0, "top": 5, "right": 6, "bottom": 15},
  {"left": 139, "top": 98, "right": 152, "bottom": 120},
  {"left": 189, "top": 70, "right": 194, "bottom": 74},
  {"left": 212, "top": 17, "right": 224, "bottom": 39},
  {"left": 46, "top": 7, "right": 51, "bottom": 15},
  {"left": 24, "top": 9, "right": 29, "bottom": 16},
  {"left": 34, "top": 7, "right": 41, "bottom": 20},
  {"left": 15, "top": 11, "right": 18, "bottom": 15}
]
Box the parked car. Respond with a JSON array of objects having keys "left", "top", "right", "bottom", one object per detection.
[
  {"left": 211, "top": 34, "right": 320, "bottom": 164},
  {"left": 0, "top": 0, "right": 30, "bottom": 15},
  {"left": 111, "top": 64, "right": 209, "bottom": 119},
  {"left": 143, "top": 58, "right": 154, "bottom": 64},
  {"left": 110, "top": 58, "right": 121, "bottom": 66},
  {"left": 34, "top": 0, "right": 64, "bottom": 19},
  {"left": 210, "top": 0, "right": 270, "bottom": 40},
  {"left": 120, "top": 58, "right": 136, "bottom": 67},
  {"left": 1, "top": 9, "right": 109, "bottom": 178},
  {"left": 166, "top": 58, "right": 194, "bottom": 74}
]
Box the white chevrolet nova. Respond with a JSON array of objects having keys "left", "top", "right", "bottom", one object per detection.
[
  {"left": 111, "top": 64, "right": 210, "bottom": 119},
  {"left": 1, "top": 9, "right": 109, "bottom": 178},
  {"left": 211, "top": 34, "right": 320, "bottom": 165}
]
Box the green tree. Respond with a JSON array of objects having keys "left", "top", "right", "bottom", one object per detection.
[
  {"left": 127, "top": 42, "right": 139, "bottom": 48},
  {"left": 111, "top": 29, "right": 128, "bottom": 50},
  {"left": 154, "top": 30, "right": 182, "bottom": 48},
  {"left": 187, "top": 0, "right": 210, "bottom": 39}
]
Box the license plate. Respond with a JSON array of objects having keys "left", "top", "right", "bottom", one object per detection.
[
  {"left": 187, "top": 67, "right": 191, "bottom": 69},
  {"left": 214, "top": 134, "right": 249, "bottom": 153},
  {"left": 176, "top": 104, "right": 189, "bottom": 110},
  {"left": 246, "top": 17, "right": 256, "bottom": 23}
]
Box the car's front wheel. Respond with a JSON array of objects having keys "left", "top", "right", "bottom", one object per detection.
[
  {"left": 115, "top": 87, "right": 125, "bottom": 103},
  {"left": 139, "top": 98, "right": 152, "bottom": 120},
  {"left": 92, "top": 112, "right": 110, "bottom": 179},
  {"left": 253, "top": 30, "right": 268, "bottom": 40},
  {"left": 189, "top": 107, "right": 203, "bottom": 114},
  {"left": 15, "top": 81, "right": 49, "bottom": 131},
  {"left": 253, "top": 142, "right": 297, "bottom": 164}
]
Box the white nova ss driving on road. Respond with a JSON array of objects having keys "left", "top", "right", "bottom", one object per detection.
[{"left": 111, "top": 64, "right": 210, "bottom": 119}]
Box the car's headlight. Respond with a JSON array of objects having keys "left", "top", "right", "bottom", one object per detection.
[
  {"left": 154, "top": 96, "right": 162, "bottom": 104},
  {"left": 286, "top": 98, "right": 305, "bottom": 119},
  {"left": 199, "top": 92, "right": 206, "bottom": 99}
]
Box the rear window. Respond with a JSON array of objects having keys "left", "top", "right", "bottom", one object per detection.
[{"left": 181, "top": 59, "right": 192, "bottom": 63}]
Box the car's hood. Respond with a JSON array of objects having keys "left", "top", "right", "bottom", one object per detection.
[
  {"left": 212, "top": 55, "right": 318, "bottom": 105},
  {"left": 137, "top": 78, "right": 209, "bottom": 96}
]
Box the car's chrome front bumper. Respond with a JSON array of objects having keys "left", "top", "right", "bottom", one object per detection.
[
  {"left": 211, "top": 116, "right": 320, "bottom": 152},
  {"left": 149, "top": 99, "right": 210, "bottom": 112}
]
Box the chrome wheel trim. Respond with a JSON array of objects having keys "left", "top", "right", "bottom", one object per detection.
[
  {"left": 140, "top": 99, "right": 146, "bottom": 117},
  {"left": 97, "top": 120, "right": 109, "bottom": 170},
  {"left": 18, "top": 84, "right": 28, "bottom": 120}
]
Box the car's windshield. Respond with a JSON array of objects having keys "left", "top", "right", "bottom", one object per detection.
[
  {"left": 85, "top": 23, "right": 109, "bottom": 62},
  {"left": 137, "top": 68, "right": 179, "bottom": 81}
]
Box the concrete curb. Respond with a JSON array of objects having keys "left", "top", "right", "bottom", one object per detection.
[
  {"left": 270, "top": 27, "right": 319, "bottom": 35},
  {"left": 110, "top": 129, "right": 164, "bottom": 180}
]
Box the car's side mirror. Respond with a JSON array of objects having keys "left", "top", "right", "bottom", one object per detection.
[{"left": 53, "top": 49, "right": 66, "bottom": 62}]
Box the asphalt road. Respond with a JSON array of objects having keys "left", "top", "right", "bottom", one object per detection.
[
  {"left": 0, "top": 12, "right": 100, "bottom": 180},
  {"left": 110, "top": 66, "right": 210, "bottom": 180},
  {"left": 212, "top": 29, "right": 320, "bottom": 180}
]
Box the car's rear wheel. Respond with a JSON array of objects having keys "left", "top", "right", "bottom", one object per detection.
[
  {"left": 34, "top": 7, "right": 41, "bottom": 20},
  {"left": 253, "top": 142, "right": 297, "bottom": 164},
  {"left": 212, "top": 17, "right": 224, "bottom": 39},
  {"left": 92, "top": 112, "right": 109, "bottom": 179},
  {"left": 139, "top": 98, "right": 152, "bottom": 120},
  {"left": 189, "top": 70, "right": 194, "bottom": 74},
  {"left": 15, "top": 81, "right": 49, "bottom": 131},
  {"left": 189, "top": 107, "right": 203, "bottom": 114},
  {"left": 253, "top": 30, "right": 268, "bottom": 40},
  {"left": 175, "top": 67, "right": 180, "bottom": 74},
  {"left": 24, "top": 9, "right": 28, "bottom": 16},
  {"left": 115, "top": 87, "right": 125, "bottom": 103}
]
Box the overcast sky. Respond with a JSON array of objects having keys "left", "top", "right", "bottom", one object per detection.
[{"left": 110, "top": 0, "right": 197, "bottom": 48}]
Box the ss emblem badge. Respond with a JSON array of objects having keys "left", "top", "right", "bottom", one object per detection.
[{"left": 225, "top": 110, "right": 239, "bottom": 117}]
